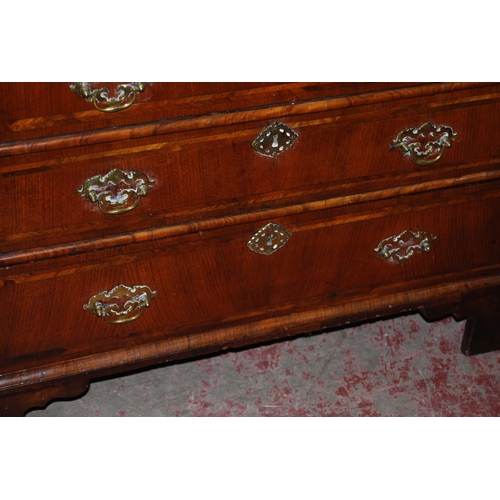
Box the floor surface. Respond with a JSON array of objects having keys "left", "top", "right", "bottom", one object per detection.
[{"left": 26, "top": 313, "right": 500, "bottom": 417}]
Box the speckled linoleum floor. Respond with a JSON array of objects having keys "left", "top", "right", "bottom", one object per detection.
[{"left": 25, "top": 313, "right": 500, "bottom": 417}]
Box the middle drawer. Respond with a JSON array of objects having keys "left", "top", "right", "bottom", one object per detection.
[{"left": 2, "top": 98, "right": 500, "bottom": 252}]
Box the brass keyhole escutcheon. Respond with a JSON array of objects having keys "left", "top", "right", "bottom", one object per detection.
[{"left": 247, "top": 223, "right": 292, "bottom": 255}]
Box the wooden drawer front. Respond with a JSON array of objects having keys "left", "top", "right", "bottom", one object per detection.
[
  {"left": 3, "top": 99, "right": 500, "bottom": 252},
  {"left": 0, "top": 82, "right": 271, "bottom": 141},
  {"left": 2, "top": 188, "right": 499, "bottom": 361},
  {"left": 0, "top": 82, "right": 413, "bottom": 142}
]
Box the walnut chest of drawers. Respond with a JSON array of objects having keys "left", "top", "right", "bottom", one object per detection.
[{"left": 1, "top": 82, "right": 500, "bottom": 416}]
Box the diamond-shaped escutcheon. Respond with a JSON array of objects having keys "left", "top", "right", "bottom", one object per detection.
[
  {"left": 247, "top": 223, "right": 292, "bottom": 255},
  {"left": 251, "top": 121, "right": 298, "bottom": 157}
]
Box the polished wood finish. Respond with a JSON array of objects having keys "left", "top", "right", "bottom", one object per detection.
[
  {"left": 0, "top": 82, "right": 458, "bottom": 144},
  {"left": 1, "top": 82, "right": 500, "bottom": 416}
]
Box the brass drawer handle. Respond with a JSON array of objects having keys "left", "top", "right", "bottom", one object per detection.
[
  {"left": 84, "top": 284, "right": 157, "bottom": 324},
  {"left": 77, "top": 169, "right": 156, "bottom": 215},
  {"left": 375, "top": 229, "right": 436, "bottom": 263},
  {"left": 69, "top": 82, "right": 150, "bottom": 112},
  {"left": 391, "top": 122, "right": 457, "bottom": 165}
]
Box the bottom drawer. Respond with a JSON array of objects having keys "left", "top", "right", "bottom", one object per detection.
[{"left": 2, "top": 185, "right": 500, "bottom": 364}]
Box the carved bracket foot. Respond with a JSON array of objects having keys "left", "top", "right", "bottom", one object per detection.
[
  {"left": 0, "top": 375, "right": 90, "bottom": 417},
  {"left": 420, "top": 285, "right": 500, "bottom": 356}
]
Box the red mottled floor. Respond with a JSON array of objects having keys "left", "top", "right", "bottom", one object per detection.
[{"left": 26, "top": 314, "right": 500, "bottom": 416}]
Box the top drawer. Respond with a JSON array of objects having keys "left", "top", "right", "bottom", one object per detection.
[{"left": 0, "top": 82, "right": 418, "bottom": 142}]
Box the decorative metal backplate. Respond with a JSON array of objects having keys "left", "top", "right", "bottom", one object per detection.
[
  {"left": 375, "top": 229, "right": 436, "bottom": 263},
  {"left": 69, "top": 82, "right": 150, "bottom": 112},
  {"left": 247, "top": 223, "right": 292, "bottom": 255},
  {"left": 77, "top": 169, "right": 156, "bottom": 215},
  {"left": 391, "top": 122, "right": 457, "bottom": 165},
  {"left": 251, "top": 121, "right": 298, "bottom": 157},
  {"left": 84, "top": 284, "right": 157, "bottom": 324}
]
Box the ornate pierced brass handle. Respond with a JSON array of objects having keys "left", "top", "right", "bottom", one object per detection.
[
  {"left": 77, "top": 169, "right": 156, "bottom": 215},
  {"left": 84, "top": 284, "right": 157, "bottom": 324},
  {"left": 375, "top": 229, "right": 436, "bottom": 263},
  {"left": 69, "top": 82, "right": 150, "bottom": 112},
  {"left": 391, "top": 122, "right": 457, "bottom": 165}
]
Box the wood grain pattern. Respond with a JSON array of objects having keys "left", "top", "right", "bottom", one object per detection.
[
  {"left": 0, "top": 82, "right": 492, "bottom": 157},
  {"left": 2, "top": 169, "right": 499, "bottom": 267},
  {"left": 3, "top": 269, "right": 500, "bottom": 416},
  {"left": 2, "top": 87, "right": 500, "bottom": 257},
  {"left": 1, "top": 183, "right": 499, "bottom": 358},
  {"left": 0, "top": 83, "right": 423, "bottom": 146},
  {"left": 0, "top": 375, "right": 90, "bottom": 417},
  {"left": 2, "top": 82, "right": 500, "bottom": 416}
]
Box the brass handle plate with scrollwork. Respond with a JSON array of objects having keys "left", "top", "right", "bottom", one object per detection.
[
  {"left": 84, "top": 284, "right": 157, "bottom": 324},
  {"left": 77, "top": 169, "right": 156, "bottom": 215},
  {"left": 391, "top": 122, "right": 457, "bottom": 165},
  {"left": 375, "top": 229, "right": 436, "bottom": 263},
  {"left": 69, "top": 82, "right": 150, "bottom": 112}
]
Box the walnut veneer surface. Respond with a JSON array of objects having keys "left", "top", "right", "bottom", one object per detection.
[{"left": 1, "top": 82, "right": 500, "bottom": 416}]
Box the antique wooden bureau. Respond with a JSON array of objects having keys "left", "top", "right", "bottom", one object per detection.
[{"left": 1, "top": 82, "right": 500, "bottom": 416}]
